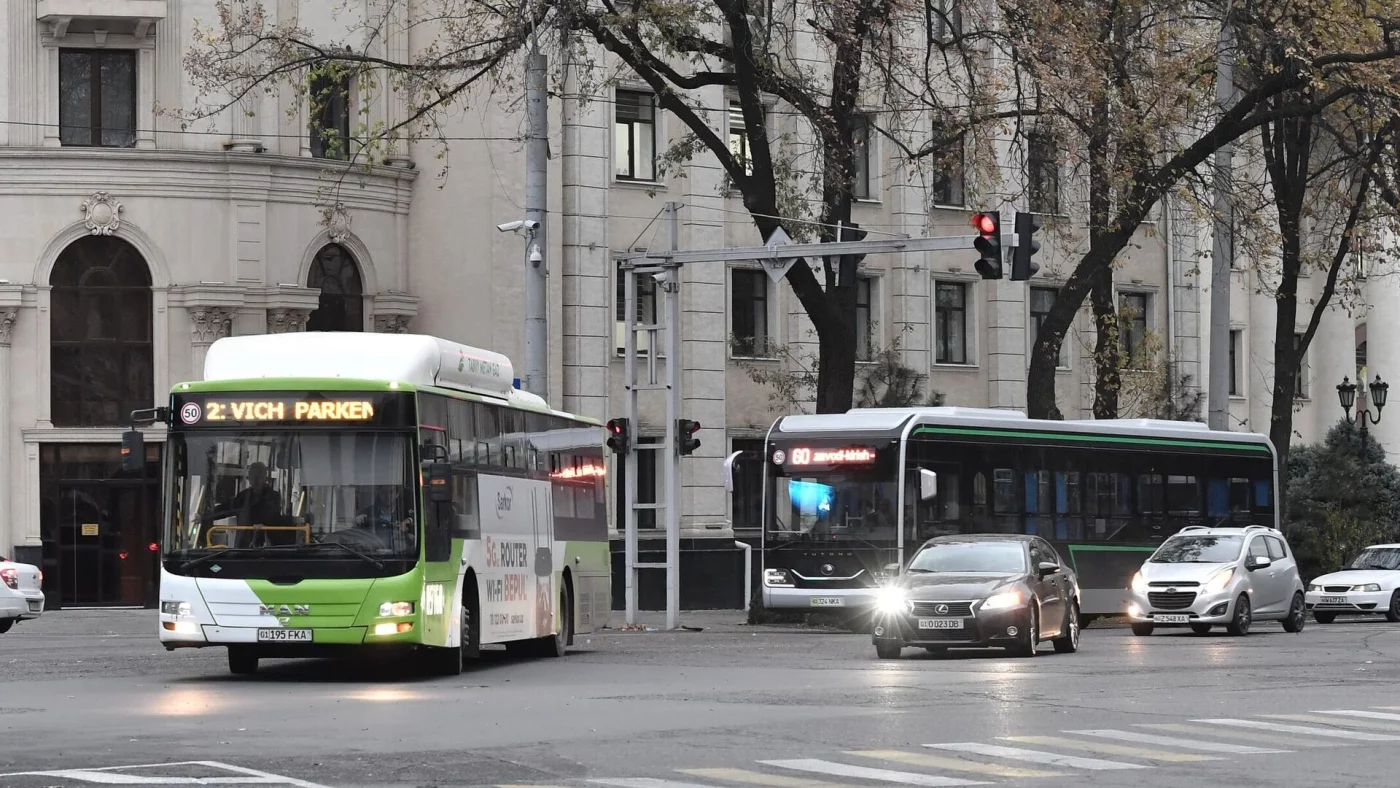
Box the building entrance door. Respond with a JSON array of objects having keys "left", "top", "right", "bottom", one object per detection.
[{"left": 40, "top": 443, "right": 162, "bottom": 608}]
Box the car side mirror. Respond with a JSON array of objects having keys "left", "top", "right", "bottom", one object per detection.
[
  {"left": 1248, "top": 555, "right": 1271, "bottom": 570},
  {"left": 919, "top": 469, "right": 938, "bottom": 501},
  {"left": 421, "top": 460, "right": 453, "bottom": 503},
  {"left": 1038, "top": 561, "right": 1060, "bottom": 577}
]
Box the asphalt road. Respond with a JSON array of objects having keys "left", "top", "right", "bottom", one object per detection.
[{"left": 3, "top": 609, "right": 1400, "bottom": 788}]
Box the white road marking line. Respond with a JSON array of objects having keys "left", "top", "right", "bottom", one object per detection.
[
  {"left": 0, "top": 761, "right": 332, "bottom": 788},
  {"left": 1265, "top": 713, "right": 1400, "bottom": 732},
  {"left": 678, "top": 768, "right": 844, "bottom": 787},
  {"left": 590, "top": 779, "right": 723, "bottom": 788},
  {"left": 922, "top": 743, "right": 1147, "bottom": 771},
  {"left": 1138, "top": 723, "right": 1329, "bottom": 749},
  {"left": 1318, "top": 709, "right": 1400, "bottom": 723},
  {"left": 847, "top": 750, "right": 1064, "bottom": 778},
  {"left": 1002, "top": 735, "right": 1221, "bottom": 762},
  {"left": 1193, "top": 718, "right": 1400, "bottom": 741},
  {"left": 1072, "top": 729, "right": 1286, "bottom": 754},
  {"left": 760, "top": 759, "right": 991, "bottom": 787}
]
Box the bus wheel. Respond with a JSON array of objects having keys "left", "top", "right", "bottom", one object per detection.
[
  {"left": 228, "top": 646, "right": 258, "bottom": 676},
  {"left": 539, "top": 584, "right": 571, "bottom": 658}
]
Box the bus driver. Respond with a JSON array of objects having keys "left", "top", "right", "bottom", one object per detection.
[{"left": 200, "top": 462, "right": 288, "bottom": 547}]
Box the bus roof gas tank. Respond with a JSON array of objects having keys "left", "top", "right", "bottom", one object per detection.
[{"left": 202, "top": 332, "right": 516, "bottom": 400}]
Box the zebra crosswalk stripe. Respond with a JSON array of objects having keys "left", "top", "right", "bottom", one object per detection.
[
  {"left": 1193, "top": 718, "right": 1400, "bottom": 741},
  {"left": 1317, "top": 709, "right": 1400, "bottom": 723},
  {"left": 1073, "top": 729, "right": 1286, "bottom": 754},
  {"left": 922, "top": 743, "right": 1148, "bottom": 771},
  {"left": 759, "top": 759, "right": 991, "bottom": 787},
  {"left": 846, "top": 749, "right": 1065, "bottom": 778},
  {"left": 1139, "top": 722, "right": 1327, "bottom": 749},
  {"left": 677, "top": 768, "right": 844, "bottom": 788},
  {"left": 1001, "top": 735, "right": 1221, "bottom": 762},
  {"left": 590, "top": 780, "right": 721, "bottom": 788},
  {"left": 1264, "top": 713, "right": 1400, "bottom": 732}
]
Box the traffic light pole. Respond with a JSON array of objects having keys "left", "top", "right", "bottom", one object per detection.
[{"left": 617, "top": 213, "right": 1018, "bottom": 629}]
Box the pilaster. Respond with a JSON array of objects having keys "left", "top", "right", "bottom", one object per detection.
[
  {"left": 369, "top": 292, "right": 419, "bottom": 333},
  {"left": 170, "top": 284, "right": 246, "bottom": 380}
]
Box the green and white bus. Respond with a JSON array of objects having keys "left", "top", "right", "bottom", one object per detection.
[{"left": 124, "top": 332, "right": 611, "bottom": 675}]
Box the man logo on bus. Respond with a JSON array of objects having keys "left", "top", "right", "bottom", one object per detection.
[{"left": 180, "top": 402, "right": 202, "bottom": 424}]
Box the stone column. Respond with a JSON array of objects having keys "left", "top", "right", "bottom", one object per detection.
[
  {"left": 189, "top": 308, "right": 234, "bottom": 380},
  {"left": 267, "top": 308, "right": 311, "bottom": 334},
  {"left": 7, "top": 1, "right": 39, "bottom": 147},
  {"left": 368, "top": 292, "right": 419, "bottom": 335},
  {"left": 373, "top": 314, "right": 411, "bottom": 333},
  {"left": 0, "top": 306, "right": 19, "bottom": 557}
]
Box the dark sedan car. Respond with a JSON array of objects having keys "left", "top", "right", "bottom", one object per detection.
[{"left": 871, "top": 534, "right": 1081, "bottom": 659}]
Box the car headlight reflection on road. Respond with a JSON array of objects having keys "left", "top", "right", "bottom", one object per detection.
[
  {"left": 875, "top": 587, "right": 913, "bottom": 615},
  {"left": 982, "top": 590, "right": 1023, "bottom": 610},
  {"left": 1353, "top": 583, "right": 1382, "bottom": 592},
  {"left": 1131, "top": 572, "right": 1148, "bottom": 593},
  {"left": 1204, "top": 567, "right": 1235, "bottom": 594}
]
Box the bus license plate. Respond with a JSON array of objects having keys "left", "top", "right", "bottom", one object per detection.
[
  {"left": 1320, "top": 596, "right": 1347, "bottom": 604},
  {"left": 810, "top": 597, "right": 845, "bottom": 607},
  {"left": 257, "top": 628, "right": 312, "bottom": 642},
  {"left": 1155, "top": 614, "right": 1190, "bottom": 624},
  {"left": 918, "top": 618, "right": 963, "bottom": 630}
]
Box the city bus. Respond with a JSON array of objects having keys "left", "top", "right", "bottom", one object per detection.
[
  {"left": 727, "top": 407, "right": 1278, "bottom": 619},
  {"left": 123, "top": 332, "right": 611, "bottom": 675}
]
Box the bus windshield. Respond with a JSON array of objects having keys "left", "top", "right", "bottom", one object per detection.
[
  {"left": 771, "top": 474, "right": 898, "bottom": 545},
  {"left": 165, "top": 430, "right": 418, "bottom": 572}
]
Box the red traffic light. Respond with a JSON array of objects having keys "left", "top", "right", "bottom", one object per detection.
[
  {"left": 972, "top": 213, "right": 997, "bottom": 235},
  {"left": 681, "top": 420, "right": 701, "bottom": 435},
  {"left": 607, "top": 421, "right": 624, "bottom": 435}
]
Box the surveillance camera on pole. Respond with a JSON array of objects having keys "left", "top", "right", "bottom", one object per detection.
[{"left": 496, "top": 219, "right": 541, "bottom": 234}]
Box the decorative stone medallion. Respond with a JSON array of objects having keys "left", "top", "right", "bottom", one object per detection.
[{"left": 81, "top": 192, "right": 123, "bottom": 236}]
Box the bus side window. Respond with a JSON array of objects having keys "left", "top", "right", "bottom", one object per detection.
[{"left": 452, "top": 472, "right": 480, "bottom": 539}]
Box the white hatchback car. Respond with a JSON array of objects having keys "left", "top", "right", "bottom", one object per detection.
[
  {"left": 0, "top": 555, "right": 44, "bottom": 633},
  {"left": 1306, "top": 544, "right": 1400, "bottom": 623},
  {"left": 1126, "top": 525, "right": 1306, "bottom": 636}
]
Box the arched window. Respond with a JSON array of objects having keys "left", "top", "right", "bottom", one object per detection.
[
  {"left": 50, "top": 236, "right": 153, "bottom": 427},
  {"left": 306, "top": 244, "right": 364, "bottom": 332}
]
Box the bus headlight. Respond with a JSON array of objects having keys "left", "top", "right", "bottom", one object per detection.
[
  {"left": 875, "top": 587, "right": 912, "bottom": 616},
  {"left": 764, "top": 568, "right": 794, "bottom": 587},
  {"left": 160, "top": 600, "right": 192, "bottom": 617},
  {"left": 379, "top": 601, "right": 415, "bottom": 617}
]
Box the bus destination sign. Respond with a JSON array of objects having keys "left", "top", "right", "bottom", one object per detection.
[
  {"left": 777, "top": 446, "right": 878, "bottom": 466},
  {"left": 173, "top": 392, "right": 410, "bottom": 428}
]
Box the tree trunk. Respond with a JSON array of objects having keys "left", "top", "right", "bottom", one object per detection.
[
  {"left": 814, "top": 307, "right": 858, "bottom": 413},
  {"left": 1090, "top": 266, "right": 1121, "bottom": 419}
]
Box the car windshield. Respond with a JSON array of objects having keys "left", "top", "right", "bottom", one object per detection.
[
  {"left": 1347, "top": 547, "right": 1400, "bottom": 571},
  {"left": 1150, "top": 535, "right": 1243, "bottom": 563},
  {"left": 166, "top": 430, "right": 418, "bottom": 572},
  {"left": 772, "top": 475, "right": 897, "bottom": 546},
  {"left": 907, "top": 542, "right": 1027, "bottom": 574}
]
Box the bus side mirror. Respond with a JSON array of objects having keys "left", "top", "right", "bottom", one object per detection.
[
  {"left": 919, "top": 469, "right": 938, "bottom": 501},
  {"left": 723, "top": 450, "right": 744, "bottom": 493},
  {"left": 120, "top": 430, "right": 144, "bottom": 472},
  {"left": 422, "top": 461, "right": 453, "bottom": 503}
]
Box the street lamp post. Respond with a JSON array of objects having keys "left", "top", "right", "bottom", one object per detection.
[{"left": 1337, "top": 374, "right": 1389, "bottom": 448}]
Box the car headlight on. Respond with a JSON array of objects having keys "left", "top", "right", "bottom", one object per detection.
[
  {"left": 764, "top": 568, "right": 794, "bottom": 587},
  {"left": 160, "top": 600, "right": 192, "bottom": 617},
  {"left": 1204, "top": 567, "right": 1235, "bottom": 594},
  {"left": 379, "top": 601, "right": 415, "bottom": 617},
  {"left": 1352, "top": 583, "right": 1382, "bottom": 593},
  {"left": 1131, "top": 572, "right": 1148, "bottom": 593},
  {"left": 875, "top": 587, "right": 913, "bottom": 616},
  {"left": 982, "top": 590, "right": 1023, "bottom": 610}
]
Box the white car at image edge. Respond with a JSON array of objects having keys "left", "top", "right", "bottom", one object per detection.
[
  {"left": 1306, "top": 544, "right": 1400, "bottom": 623},
  {"left": 0, "top": 555, "right": 44, "bottom": 632}
]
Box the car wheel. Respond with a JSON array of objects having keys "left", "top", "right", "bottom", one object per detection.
[
  {"left": 1282, "top": 593, "right": 1306, "bottom": 633},
  {"left": 1191, "top": 623, "right": 1212, "bottom": 635},
  {"left": 875, "top": 641, "right": 903, "bottom": 659},
  {"left": 227, "top": 646, "right": 259, "bottom": 676},
  {"left": 1010, "top": 606, "right": 1038, "bottom": 657},
  {"left": 1226, "top": 593, "right": 1251, "bottom": 636},
  {"left": 0, "top": 618, "right": 13, "bottom": 634},
  {"left": 1386, "top": 591, "right": 1400, "bottom": 623},
  {"left": 1130, "top": 623, "right": 1153, "bottom": 636},
  {"left": 1313, "top": 611, "right": 1336, "bottom": 624},
  {"left": 1053, "top": 602, "right": 1080, "bottom": 653}
]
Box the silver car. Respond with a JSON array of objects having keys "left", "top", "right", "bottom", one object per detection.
[{"left": 1126, "top": 525, "right": 1306, "bottom": 636}]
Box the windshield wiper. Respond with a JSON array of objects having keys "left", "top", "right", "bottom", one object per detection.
[
  {"left": 304, "top": 541, "right": 385, "bottom": 569},
  {"left": 178, "top": 547, "right": 263, "bottom": 572}
]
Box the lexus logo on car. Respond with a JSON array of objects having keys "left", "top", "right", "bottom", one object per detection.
[
  {"left": 820, "top": 564, "right": 834, "bottom": 575},
  {"left": 935, "top": 604, "right": 949, "bottom": 615}
]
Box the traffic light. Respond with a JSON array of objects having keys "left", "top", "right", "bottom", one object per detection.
[
  {"left": 1012, "top": 211, "right": 1043, "bottom": 281},
  {"left": 605, "top": 418, "right": 630, "bottom": 455},
  {"left": 972, "top": 211, "right": 1002, "bottom": 279},
  {"left": 677, "top": 419, "right": 701, "bottom": 456}
]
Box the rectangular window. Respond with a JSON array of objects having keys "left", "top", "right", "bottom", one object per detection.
[
  {"left": 615, "top": 90, "right": 657, "bottom": 181},
  {"left": 1294, "top": 333, "right": 1309, "bottom": 398},
  {"left": 1029, "top": 286, "right": 1067, "bottom": 366},
  {"left": 856, "top": 276, "right": 875, "bottom": 361},
  {"left": 935, "top": 281, "right": 968, "bottom": 365},
  {"left": 934, "top": 0, "right": 964, "bottom": 41},
  {"left": 59, "top": 49, "right": 137, "bottom": 148},
  {"left": 931, "top": 133, "right": 965, "bottom": 207},
  {"left": 730, "top": 269, "right": 770, "bottom": 357},
  {"left": 1229, "top": 329, "right": 1242, "bottom": 396},
  {"left": 1028, "top": 131, "right": 1060, "bottom": 215},
  {"left": 728, "top": 102, "right": 753, "bottom": 177},
  {"left": 730, "top": 438, "right": 765, "bottom": 529},
  {"left": 615, "top": 261, "right": 659, "bottom": 355},
  {"left": 309, "top": 69, "right": 351, "bottom": 160},
  {"left": 1119, "top": 292, "right": 1148, "bottom": 366},
  {"left": 852, "top": 115, "right": 873, "bottom": 200}
]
